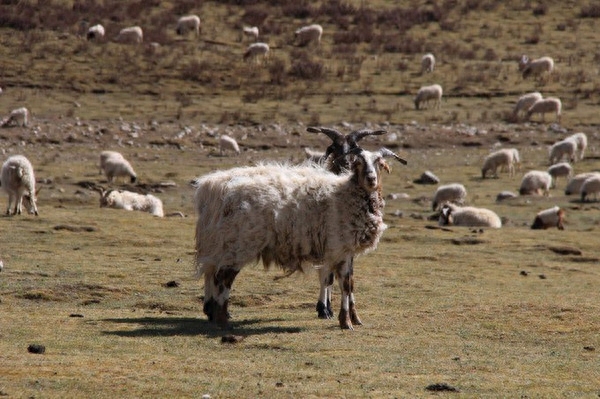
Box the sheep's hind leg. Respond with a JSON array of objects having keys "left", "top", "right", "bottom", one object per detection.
[
  {"left": 316, "top": 268, "right": 334, "bottom": 319},
  {"left": 212, "top": 267, "right": 240, "bottom": 329}
]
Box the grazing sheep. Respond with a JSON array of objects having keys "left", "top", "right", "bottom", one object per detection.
[
  {"left": 580, "top": 175, "right": 600, "bottom": 202},
  {"left": 193, "top": 147, "right": 406, "bottom": 330},
  {"left": 549, "top": 138, "right": 576, "bottom": 165},
  {"left": 547, "top": 162, "right": 573, "bottom": 188},
  {"left": 1, "top": 107, "right": 29, "bottom": 128},
  {"left": 176, "top": 15, "right": 201, "bottom": 37},
  {"left": 242, "top": 26, "right": 259, "bottom": 41},
  {"left": 566, "top": 132, "right": 587, "bottom": 161},
  {"left": 526, "top": 97, "right": 562, "bottom": 123},
  {"left": 243, "top": 42, "right": 269, "bottom": 64},
  {"left": 99, "top": 188, "right": 163, "bottom": 217},
  {"left": 1, "top": 155, "right": 39, "bottom": 216},
  {"left": 219, "top": 135, "right": 240, "bottom": 156},
  {"left": 531, "top": 206, "right": 565, "bottom": 230},
  {"left": 86, "top": 24, "right": 105, "bottom": 41},
  {"left": 414, "top": 84, "right": 442, "bottom": 110},
  {"left": 421, "top": 53, "right": 435, "bottom": 74},
  {"left": 99, "top": 151, "right": 137, "bottom": 183},
  {"left": 439, "top": 203, "right": 501, "bottom": 228},
  {"left": 115, "top": 26, "right": 143, "bottom": 44},
  {"left": 519, "top": 170, "right": 552, "bottom": 196},
  {"left": 518, "top": 55, "right": 554, "bottom": 80},
  {"left": 512, "top": 92, "right": 543, "bottom": 120},
  {"left": 565, "top": 172, "right": 600, "bottom": 195},
  {"left": 306, "top": 126, "right": 395, "bottom": 320},
  {"left": 294, "top": 24, "right": 323, "bottom": 46},
  {"left": 482, "top": 148, "right": 517, "bottom": 178},
  {"left": 431, "top": 183, "right": 467, "bottom": 211}
]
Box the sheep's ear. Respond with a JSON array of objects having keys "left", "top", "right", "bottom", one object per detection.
[{"left": 380, "top": 159, "right": 391, "bottom": 174}]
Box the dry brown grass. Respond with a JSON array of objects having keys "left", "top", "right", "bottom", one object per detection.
[{"left": 1, "top": 1, "right": 600, "bottom": 397}]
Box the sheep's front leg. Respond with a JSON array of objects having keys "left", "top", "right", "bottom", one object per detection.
[
  {"left": 347, "top": 257, "right": 362, "bottom": 326},
  {"left": 336, "top": 256, "right": 359, "bottom": 330},
  {"left": 211, "top": 267, "right": 239, "bottom": 329},
  {"left": 316, "top": 268, "right": 334, "bottom": 319}
]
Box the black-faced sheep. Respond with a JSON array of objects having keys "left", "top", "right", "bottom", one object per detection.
[
  {"left": 439, "top": 203, "right": 501, "bottom": 228},
  {"left": 1, "top": 155, "right": 39, "bottom": 216},
  {"left": 87, "top": 24, "right": 105, "bottom": 41},
  {"left": 99, "top": 151, "right": 137, "bottom": 184},
  {"left": 193, "top": 147, "right": 406, "bottom": 330},
  {"left": 531, "top": 206, "right": 565, "bottom": 230}
]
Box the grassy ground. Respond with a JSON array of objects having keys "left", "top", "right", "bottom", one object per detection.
[{"left": 1, "top": 1, "right": 600, "bottom": 398}]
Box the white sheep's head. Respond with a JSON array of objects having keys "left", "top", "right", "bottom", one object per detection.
[
  {"left": 349, "top": 148, "right": 407, "bottom": 193},
  {"left": 22, "top": 187, "right": 40, "bottom": 216}
]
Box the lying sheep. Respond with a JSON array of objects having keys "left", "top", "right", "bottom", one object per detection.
[
  {"left": 87, "top": 24, "right": 105, "bottom": 41},
  {"left": 219, "top": 135, "right": 240, "bottom": 156},
  {"left": 549, "top": 138, "right": 576, "bottom": 165},
  {"left": 243, "top": 26, "right": 259, "bottom": 41},
  {"left": 243, "top": 42, "right": 269, "bottom": 64},
  {"left": 547, "top": 162, "right": 573, "bottom": 188},
  {"left": 432, "top": 183, "right": 467, "bottom": 211},
  {"left": 1, "top": 155, "right": 39, "bottom": 216},
  {"left": 414, "top": 84, "right": 442, "bottom": 110},
  {"left": 99, "top": 151, "right": 137, "bottom": 183},
  {"left": 176, "top": 15, "right": 201, "bottom": 37},
  {"left": 439, "top": 203, "right": 501, "bottom": 228},
  {"left": 566, "top": 132, "right": 587, "bottom": 161},
  {"left": 115, "top": 26, "right": 143, "bottom": 44},
  {"left": 527, "top": 97, "right": 562, "bottom": 123},
  {"left": 512, "top": 92, "right": 543, "bottom": 120},
  {"left": 519, "top": 55, "right": 554, "bottom": 80},
  {"left": 531, "top": 206, "right": 565, "bottom": 230},
  {"left": 294, "top": 24, "right": 323, "bottom": 46},
  {"left": 421, "top": 53, "right": 435, "bottom": 74},
  {"left": 482, "top": 148, "right": 517, "bottom": 178},
  {"left": 1, "top": 107, "right": 29, "bottom": 128},
  {"left": 193, "top": 147, "right": 406, "bottom": 330},
  {"left": 99, "top": 188, "right": 163, "bottom": 217},
  {"left": 565, "top": 172, "right": 600, "bottom": 195},
  {"left": 580, "top": 175, "right": 600, "bottom": 202},
  {"left": 519, "top": 170, "right": 552, "bottom": 196}
]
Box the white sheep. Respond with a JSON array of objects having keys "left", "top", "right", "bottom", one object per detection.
[
  {"left": 243, "top": 42, "right": 269, "bottom": 64},
  {"left": 2, "top": 107, "right": 29, "bottom": 127},
  {"left": 566, "top": 132, "right": 587, "bottom": 161},
  {"left": 548, "top": 138, "right": 576, "bottom": 165},
  {"left": 547, "top": 162, "right": 573, "bottom": 188},
  {"left": 414, "top": 84, "right": 442, "bottom": 110},
  {"left": 431, "top": 183, "right": 467, "bottom": 211},
  {"left": 527, "top": 97, "right": 562, "bottom": 123},
  {"left": 86, "top": 24, "right": 105, "bottom": 41},
  {"left": 99, "top": 151, "right": 137, "bottom": 183},
  {"left": 518, "top": 55, "right": 554, "bottom": 80},
  {"left": 580, "top": 175, "right": 600, "bottom": 202},
  {"left": 219, "top": 135, "right": 240, "bottom": 156},
  {"left": 176, "top": 15, "right": 201, "bottom": 37},
  {"left": 439, "top": 203, "right": 501, "bottom": 228},
  {"left": 421, "top": 53, "right": 435, "bottom": 74},
  {"left": 565, "top": 172, "right": 600, "bottom": 195},
  {"left": 243, "top": 26, "right": 259, "bottom": 41},
  {"left": 531, "top": 206, "right": 565, "bottom": 230},
  {"left": 1, "top": 155, "right": 39, "bottom": 216},
  {"left": 115, "top": 26, "right": 143, "bottom": 44},
  {"left": 99, "top": 188, "right": 163, "bottom": 217},
  {"left": 512, "top": 92, "right": 543, "bottom": 120},
  {"left": 481, "top": 148, "right": 516, "bottom": 178},
  {"left": 519, "top": 170, "right": 552, "bottom": 196},
  {"left": 193, "top": 147, "right": 406, "bottom": 330},
  {"left": 294, "top": 24, "right": 323, "bottom": 46}
]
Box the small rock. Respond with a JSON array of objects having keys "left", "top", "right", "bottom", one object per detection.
[
  {"left": 27, "top": 344, "right": 46, "bottom": 354},
  {"left": 520, "top": 270, "right": 529, "bottom": 276},
  {"left": 538, "top": 274, "right": 547, "bottom": 279},
  {"left": 496, "top": 191, "right": 518, "bottom": 202},
  {"left": 413, "top": 170, "right": 439, "bottom": 185}
]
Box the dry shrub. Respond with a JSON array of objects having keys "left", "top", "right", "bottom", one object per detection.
[
  {"left": 288, "top": 52, "right": 324, "bottom": 80},
  {"left": 333, "top": 26, "right": 373, "bottom": 45},
  {"left": 532, "top": 3, "right": 547, "bottom": 16},
  {"left": 282, "top": 3, "right": 314, "bottom": 19},
  {"left": 243, "top": 7, "right": 269, "bottom": 26},
  {"left": 579, "top": 4, "right": 600, "bottom": 18},
  {"left": 171, "top": 0, "right": 204, "bottom": 16},
  {"left": 268, "top": 57, "right": 287, "bottom": 85},
  {"left": 378, "top": 34, "right": 424, "bottom": 54},
  {"left": 181, "top": 59, "right": 213, "bottom": 83}
]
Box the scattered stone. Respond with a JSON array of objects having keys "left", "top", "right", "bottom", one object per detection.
[
  {"left": 27, "top": 344, "right": 46, "bottom": 354},
  {"left": 520, "top": 270, "right": 529, "bottom": 276},
  {"left": 413, "top": 170, "right": 439, "bottom": 185},
  {"left": 164, "top": 280, "right": 180, "bottom": 288},
  {"left": 538, "top": 274, "right": 547, "bottom": 279}
]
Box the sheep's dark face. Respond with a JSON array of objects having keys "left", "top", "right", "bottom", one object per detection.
[{"left": 439, "top": 204, "right": 453, "bottom": 225}]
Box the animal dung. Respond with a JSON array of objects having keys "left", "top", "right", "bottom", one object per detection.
[{"left": 27, "top": 344, "right": 46, "bottom": 354}]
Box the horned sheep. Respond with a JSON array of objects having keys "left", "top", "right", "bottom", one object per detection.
[
  {"left": 565, "top": 172, "right": 600, "bottom": 195},
  {"left": 531, "top": 206, "right": 565, "bottom": 230},
  {"left": 519, "top": 55, "right": 554, "bottom": 80},
  {"left": 99, "top": 151, "right": 137, "bottom": 183},
  {"left": 414, "top": 84, "right": 442, "bottom": 110},
  {"left": 527, "top": 97, "right": 562, "bottom": 123},
  {"left": 193, "top": 147, "right": 406, "bottom": 330},
  {"left": 87, "top": 24, "right": 105, "bottom": 41},
  {"left": 439, "top": 203, "right": 502, "bottom": 228},
  {"left": 482, "top": 148, "right": 517, "bottom": 178},
  {"left": 294, "top": 24, "right": 323, "bottom": 46},
  {"left": 549, "top": 138, "right": 576, "bottom": 165},
  {"left": 512, "top": 92, "right": 542, "bottom": 120},
  {"left": 1, "top": 155, "right": 39, "bottom": 216},
  {"left": 519, "top": 170, "right": 552, "bottom": 196},
  {"left": 547, "top": 162, "right": 573, "bottom": 188},
  {"left": 431, "top": 183, "right": 467, "bottom": 211},
  {"left": 99, "top": 188, "right": 163, "bottom": 217},
  {"left": 219, "top": 135, "right": 240, "bottom": 156},
  {"left": 115, "top": 26, "right": 143, "bottom": 44},
  {"left": 421, "top": 53, "right": 435, "bottom": 74},
  {"left": 176, "top": 15, "right": 201, "bottom": 37},
  {"left": 580, "top": 175, "right": 600, "bottom": 202}
]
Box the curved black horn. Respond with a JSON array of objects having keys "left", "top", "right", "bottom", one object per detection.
[
  {"left": 347, "top": 129, "right": 387, "bottom": 147},
  {"left": 378, "top": 147, "right": 408, "bottom": 165},
  {"left": 306, "top": 127, "right": 345, "bottom": 145}
]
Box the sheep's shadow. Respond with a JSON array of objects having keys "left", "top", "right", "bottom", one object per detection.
[{"left": 101, "top": 316, "right": 304, "bottom": 338}]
